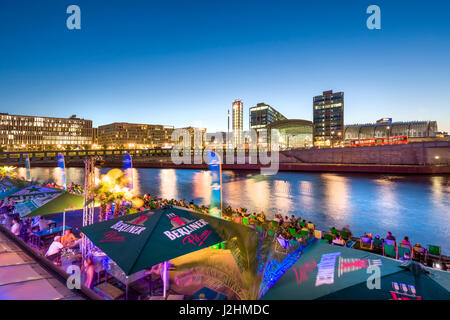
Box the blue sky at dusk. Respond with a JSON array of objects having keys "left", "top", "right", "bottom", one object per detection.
[{"left": 1, "top": 0, "right": 449, "bottom": 132}]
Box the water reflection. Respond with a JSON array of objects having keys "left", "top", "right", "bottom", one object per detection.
[
  {"left": 11, "top": 167, "right": 450, "bottom": 254},
  {"left": 159, "top": 169, "right": 178, "bottom": 200},
  {"left": 322, "top": 174, "right": 351, "bottom": 220}
]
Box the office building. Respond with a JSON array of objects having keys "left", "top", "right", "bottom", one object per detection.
[
  {"left": 313, "top": 90, "right": 344, "bottom": 147},
  {"left": 0, "top": 113, "right": 93, "bottom": 150},
  {"left": 97, "top": 122, "right": 174, "bottom": 148},
  {"left": 249, "top": 103, "right": 287, "bottom": 131},
  {"left": 232, "top": 99, "right": 244, "bottom": 147}
]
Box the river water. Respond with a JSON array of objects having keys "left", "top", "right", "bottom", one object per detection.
[{"left": 16, "top": 167, "right": 450, "bottom": 254}]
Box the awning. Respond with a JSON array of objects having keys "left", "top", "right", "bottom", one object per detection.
[
  {"left": 6, "top": 185, "right": 84, "bottom": 218},
  {"left": 80, "top": 206, "right": 253, "bottom": 275},
  {"left": 262, "top": 241, "right": 450, "bottom": 300}
]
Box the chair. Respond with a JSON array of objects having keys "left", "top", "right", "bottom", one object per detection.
[
  {"left": 267, "top": 229, "right": 275, "bottom": 237},
  {"left": 323, "top": 233, "right": 334, "bottom": 243},
  {"left": 373, "top": 237, "right": 383, "bottom": 248},
  {"left": 383, "top": 243, "right": 397, "bottom": 259},
  {"left": 398, "top": 245, "right": 411, "bottom": 261},
  {"left": 313, "top": 230, "right": 322, "bottom": 240},
  {"left": 427, "top": 245, "right": 442, "bottom": 260},
  {"left": 289, "top": 240, "right": 299, "bottom": 249},
  {"left": 340, "top": 230, "right": 349, "bottom": 240},
  {"left": 288, "top": 228, "right": 302, "bottom": 239},
  {"left": 412, "top": 245, "right": 426, "bottom": 262},
  {"left": 275, "top": 237, "right": 289, "bottom": 253},
  {"left": 359, "top": 237, "right": 373, "bottom": 250},
  {"left": 300, "top": 230, "right": 309, "bottom": 239}
]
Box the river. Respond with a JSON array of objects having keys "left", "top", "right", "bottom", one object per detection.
[{"left": 16, "top": 167, "right": 450, "bottom": 254}]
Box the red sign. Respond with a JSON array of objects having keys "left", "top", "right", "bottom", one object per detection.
[
  {"left": 100, "top": 230, "right": 125, "bottom": 242},
  {"left": 182, "top": 230, "right": 213, "bottom": 247}
]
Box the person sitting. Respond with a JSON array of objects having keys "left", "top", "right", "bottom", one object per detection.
[
  {"left": 386, "top": 231, "right": 396, "bottom": 242},
  {"left": 45, "top": 236, "right": 63, "bottom": 264},
  {"left": 332, "top": 234, "right": 346, "bottom": 246},
  {"left": 31, "top": 216, "right": 51, "bottom": 232},
  {"left": 61, "top": 229, "right": 77, "bottom": 247},
  {"left": 10, "top": 217, "right": 21, "bottom": 236},
  {"left": 401, "top": 236, "right": 412, "bottom": 248}
]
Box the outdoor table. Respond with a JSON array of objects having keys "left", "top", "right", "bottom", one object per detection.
[
  {"left": 31, "top": 226, "right": 72, "bottom": 248},
  {"left": 192, "top": 287, "right": 227, "bottom": 300}
]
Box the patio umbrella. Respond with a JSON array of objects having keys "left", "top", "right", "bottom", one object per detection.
[
  {"left": 0, "top": 177, "right": 30, "bottom": 200},
  {"left": 261, "top": 241, "right": 450, "bottom": 300},
  {"left": 80, "top": 206, "right": 253, "bottom": 276},
  {"left": 5, "top": 185, "right": 84, "bottom": 218}
]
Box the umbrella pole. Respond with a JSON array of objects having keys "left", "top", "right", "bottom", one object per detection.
[
  {"left": 163, "top": 261, "right": 168, "bottom": 298},
  {"left": 62, "top": 209, "right": 66, "bottom": 234}
]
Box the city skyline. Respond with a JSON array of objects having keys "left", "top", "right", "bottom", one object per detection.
[{"left": 1, "top": 1, "right": 450, "bottom": 132}]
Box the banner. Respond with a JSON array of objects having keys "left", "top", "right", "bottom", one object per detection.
[
  {"left": 25, "top": 154, "right": 31, "bottom": 181},
  {"left": 206, "top": 151, "right": 222, "bottom": 218},
  {"left": 7, "top": 185, "right": 63, "bottom": 217},
  {"left": 57, "top": 153, "right": 66, "bottom": 190},
  {"left": 123, "top": 152, "right": 133, "bottom": 190}
]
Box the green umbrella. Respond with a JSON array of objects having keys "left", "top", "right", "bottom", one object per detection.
[
  {"left": 80, "top": 206, "right": 251, "bottom": 275},
  {"left": 6, "top": 185, "right": 84, "bottom": 217},
  {"left": 262, "top": 241, "right": 450, "bottom": 300}
]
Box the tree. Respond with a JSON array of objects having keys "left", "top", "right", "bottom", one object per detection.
[
  {"left": 93, "top": 168, "right": 142, "bottom": 221},
  {"left": 0, "top": 166, "right": 17, "bottom": 179},
  {"left": 176, "top": 216, "right": 277, "bottom": 300}
]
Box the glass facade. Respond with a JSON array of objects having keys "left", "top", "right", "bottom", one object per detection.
[
  {"left": 0, "top": 113, "right": 93, "bottom": 149},
  {"left": 97, "top": 123, "right": 175, "bottom": 148},
  {"left": 344, "top": 121, "right": 438, "bottom": 140},
  {"left": 249, "top": 103, "right": 287, "bottom": 131},
  {"left": 232, "top": 99, "right": 244, "bottom": 146},
  {"left": 266, "top": 120, "right": 313, "bottom": 150},
  {"left": 313, "top": 90, "right": 344, "bottom": 147}
]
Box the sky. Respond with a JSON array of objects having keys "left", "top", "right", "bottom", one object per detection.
[{"left": 0, "top": 0, "right": 449, "bottom": 132}]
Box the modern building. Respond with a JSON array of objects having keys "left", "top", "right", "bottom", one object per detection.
[
  {"left": 344, "top": 120, "right": 438, "bottom": 140},
  {"left": 232, "top": 99, "right": 244, "bottom": 147},
  {"left": 249, "top": 103, "right": 287, "bottom": 131},
  {"left": 0, "top": 113, "right": 93, "bottom": 150},
  {"left": 97, "top": 122, "right": 174, "bottom": 149},
  {"left": 266, "top": 119, "right": 313, "bottom": 150},
  {"left": 177, "top": 127, "right": 206, "bottom": 149},
  {"left": 313, "top": 90, "right": 344, "bottom": 147}
]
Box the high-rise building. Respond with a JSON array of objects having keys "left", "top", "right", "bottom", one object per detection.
[
  {"left": 232, "top": 99, "right": 244, "bottom": 147},
  {"left": 0, "top": 113, "right": 93, "bottom": 150},
  {"left": 313, "top": 90, "right": 344, "bottom": 147},
  {"left": 97, "top": 122, "right": 174, "bottom": 148},
  {"left": 249, "top": 103, "right": 287, "bottom": 131}
]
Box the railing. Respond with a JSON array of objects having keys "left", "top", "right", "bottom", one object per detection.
[{"left": 0, "top": 148, "right": 265, "bottom": 163}]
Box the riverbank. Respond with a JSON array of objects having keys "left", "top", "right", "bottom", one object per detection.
[{"left": 6, "top": 160, "right": 450, "bottom": 174}]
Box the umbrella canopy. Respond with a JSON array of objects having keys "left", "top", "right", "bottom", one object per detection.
[
  {"left": 5, "top": 185, "right": 84, "bottom": 218},
  {"left": 262, "top": 241, "right": 450, "bottom": 300},
  {"left": 80, "top": 206, "right": 252, "bottom": 275},
  {"left": 0, "top": 177, "right": 30, "bottom": 200}
]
